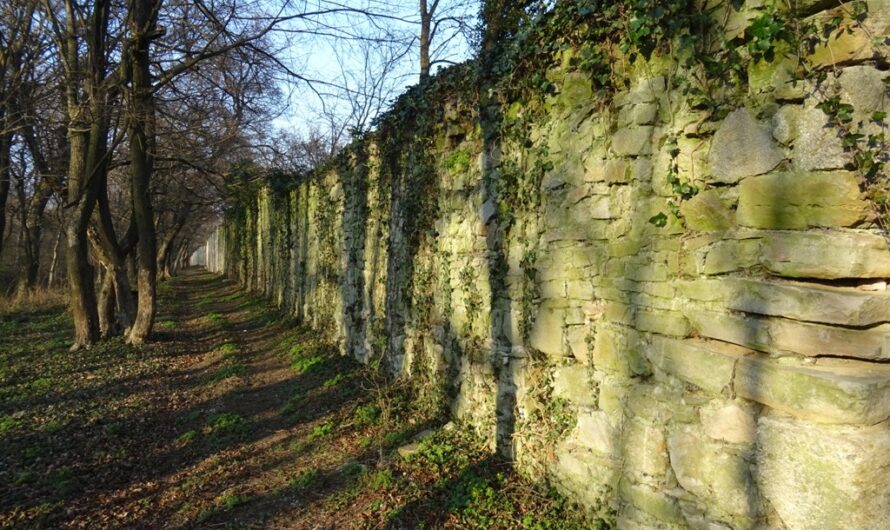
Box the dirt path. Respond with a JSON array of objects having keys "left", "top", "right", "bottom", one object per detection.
[{"left": 0, "top": 270, "right": 593, "bottom": 530}]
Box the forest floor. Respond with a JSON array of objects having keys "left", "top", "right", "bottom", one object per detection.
[{"left": 0, "top": 270, "right": 593, "bottom": 529}]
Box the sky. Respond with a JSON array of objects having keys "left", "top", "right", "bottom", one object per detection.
[{"left": 268, "top": 0, "right": 479, "bottom": 141}]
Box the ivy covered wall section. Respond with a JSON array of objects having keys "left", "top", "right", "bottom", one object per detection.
[{"left": 206, "top": 1, "right": 890, "bottom": 529}]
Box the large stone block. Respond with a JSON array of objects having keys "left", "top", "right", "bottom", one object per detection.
[
  {"left": 678, "top": 277, "right": 890, "bottom": 326},
  {"left": 760, "top": 230, "right": 890, "bottom": 279},
  {"left": 772, "top": 106, "right": 845, "bottom": 170},
  {"left": 734, "top": 356, "right": 890, "bottom": 424},
  {"left": 680, "top": 190, "right": 734, "bottom": 232},
  {"left": 839, "top": 66, "right": 888, "bottom": 116},
  {"left": 612, "top": 126, "right": 656, "bottom": 156},
  {"left": 686, "top": 309, "right": 890, "bottom": 361},
  {"left": 622, "top": 418, "right": 670, "bottom": 482},
  {"left": 528, "top": 302, "right": 566, "bottom": 357},
  {"left": 756, "top": 415, "right": 890, "bottom": 530},
  {"left": 552, "top": 364, "right": 597, "bottom": 407},
  {"left": 647, "top": 337, "right": 747, "bottom": 395},
  {"left": 551, "top": 449, "right": 619, "bottom": 511},
  {"left": 709, "top": 108, "right": 784, "bottom": 183},
  {"left": 558, "top": 72, "right": 593, "bottom": 110},
  {"left": 593, "top": 325, "right": 649, "bottom": 377},
  {"left": 564, "top": 409, "right": 619, "bottom": 458},
  {"left": 737, "top": 170, "right": 867, "bottom": 229},
  {"left": 700, "top": 400, "right": 757, "bottom": 445},
  {"left": 667, "top": 426, "right": 759, "bottom": 517},
  {"left": 619, "top": 480, "right": 684, "bottom": 525}
]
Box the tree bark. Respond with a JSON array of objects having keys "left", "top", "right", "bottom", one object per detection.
[
  {"left": 0, "top": 130, "right": 11, "bottom": 256},
  {"left": 17, "top": 183, "right": 53, "bottom": 293},
  {"left": 126, "top": 0, "right": 161, "bottom": 344},
  {"left": 419, "top": 0, "right": 434, "bottom": 79}
]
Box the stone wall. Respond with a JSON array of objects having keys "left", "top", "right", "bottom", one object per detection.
[{"left": 204, "top": 2, "right": 890, "bottom": 528}]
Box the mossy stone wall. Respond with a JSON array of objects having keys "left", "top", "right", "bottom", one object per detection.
[{"left": 206, "top": 1, "right": 890, "bottom": 528}]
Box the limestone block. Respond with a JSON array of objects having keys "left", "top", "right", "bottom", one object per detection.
[
  {"left": 577, "top": 194, "right": 612, "bottom": 219},
  {"left": 619, "top": 479, "right": 684, "bottom": 525},
  {"left": 838, "top": 66, "right": 888, "bottom": 116},
  {"left": 700, "top": 239, "right": 761, "bottom": 275},
  {"left": 593, "top": 325, "right": 649, "bottom": 377},
  {"left": 612, "top": 126, "right": 656, "bottom": 156},
  {"left": 737, "top": 170, "right": 867, "bottom": 229},
  {"left": 680, "top": 190, "right": 734, "bottom": 232},
  {"left": 622, "top": 418, "right": 670, "bottom": 482},
  {"left": 760, "top": 230, "right": 890, "bottom": 279},
  {"left": 635, "top": 309, "right": 692, "bottom": 337},
  {"left": 677, "top": 277, "right": 890, "bottom": 326},
  {"left": 551, "top": 449, "right": 619, "bottom": 510},
  {"left": 700, "top": 400, "right": 757, "bottom": 445},
  {"left": 771, "top": 106, "right": 846, "bottom": 170},
  {"left": 667, "top": 426, "right": 759, "bottom": 517},
  {"left": 807, "top": 7, "right": 880, "bottom": 67},
  {"left": 558, "top": 72, "right": 593, "bottom": 110},
  {"left": 529, "top": 302, "right": 566, "bottom": 357},
  {"left": 675, "top": 136, "right": 709, "bottom": 183},
  {"left": 605, "top": 159, "right": 631, "bottom": 183},
  {"left": 552, "top": 364, "right": 597, "bottom": 407},
  {"left": 616, "top": 76, "right": 667, "bottom": 106},
  {"left": 708, "top": 108, "right": 784, "bottom": 184},
  {"left": 756, "top": 415, "right": 890, "bottom": 530},
  {"left": 566, "top": 324, "right": 591, "bottom": 365},
  {"left": 734, "top": 356, "right": 890, "bottom": 424},
  {"left": 686, "top": 309, "right": 890, "bottom": 361},
  {"left": 617, "top": 505, "right": 688, "bottom": 530},
  {"left": 619, "top": 102, "right": 659, "bottom": 127},
  {"left": 565, "top": 409, "right": 619, "bottom": 458},
  {"left": 647, "top": 337, "right": 749, "bottom": 395}
]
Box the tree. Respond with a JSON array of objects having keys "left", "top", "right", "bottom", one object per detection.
[{"left": 419, "top": 0, "right": 476, "bottom": 79}]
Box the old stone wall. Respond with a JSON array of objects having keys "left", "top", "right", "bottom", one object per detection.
[{"left": 205, "top": 1, "right": 890, "bottom": 528}]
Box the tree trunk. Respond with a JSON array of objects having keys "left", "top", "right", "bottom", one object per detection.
[
  {"left": 65, "top": 123, "right": 102, "bottom": 348},
  {"left": 0, "top": 131, "right": 11, "bottom": 257},
  {"left": 96, "top": 267, "right": 117, "bottom": 337},
  {"left": 126, "top": 0, "right": 160, "bottom": 344},
  {"left": 419, "top": 0, "right": 432, "bottom": 79},
  {"left": 17, "top": 185, "right": 53, "bottom": 293},
  {"left": 89, "top": 178, "right": 137, "bottom": 334},
  {"left": 47, "top": 227, "right": 62, "bottom": 288}
]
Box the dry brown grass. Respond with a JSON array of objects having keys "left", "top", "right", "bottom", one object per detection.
[{"left": 0, "top": 288, "right": 68, "bottom": 316}]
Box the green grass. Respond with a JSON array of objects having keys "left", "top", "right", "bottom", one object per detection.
[
  {"left": 0, "top": 414, "right": 21, "bottom": 433},
  {"left": 176, "top": 430, "right": 198, "bottom": 445},
  {"left": 353, "top": 404, "right": 381, "bottom": 427},
  {"left": 217, "top": 342, "right": 239, "bottom": 357},
  {"left": 208, "top": 412, "right": 249, "bottom": 443},
  {"left": 206, "top": 312, "right": 227, "bottom": 327},
  {"left": 290, "top": 354, "right": 324, "bottom": 374},
  {"left": 288, "top": 468, "right": 321, "bottom": 491},
  {"left": 207, "top": 364, "right": 245, "bottom": 385},
  {"left": 218, "top": 493, "right": 250, "bottom": 510},
  {"left": 157, "top": 319, "right": 178, "bottom": 330},
  {"left": 322, "top": 373, "right": 345, "bottom": 388},
  {"left": 308, "top": 421, "right": 333, "bottom": 441}
]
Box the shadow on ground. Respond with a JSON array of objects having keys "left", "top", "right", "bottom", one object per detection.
[{"left": 0, "top": 269, "right": 591, "bottom": 530}]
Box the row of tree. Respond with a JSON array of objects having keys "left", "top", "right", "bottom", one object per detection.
[{"left": 0, "top": 0, "right": 482, "bottom": 348}]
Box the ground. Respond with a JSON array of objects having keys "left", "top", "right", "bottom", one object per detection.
[{"left": 0, "top": 270, "right": 593, "bottom": 529}]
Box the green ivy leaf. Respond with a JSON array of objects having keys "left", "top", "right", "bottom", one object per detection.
[{"left": 648, "top": 212, "right": 668, "bottom": 227}]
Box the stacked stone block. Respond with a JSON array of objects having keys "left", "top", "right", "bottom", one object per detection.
[{"left": 203, "top": 1, "right": 890, "bottom": 528}]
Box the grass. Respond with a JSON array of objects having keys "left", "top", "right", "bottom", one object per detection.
[
  {"left": 0, "top": 271, "right": 597, "bottom": 529},
  {"left": 288, "top": 468, "right": 321, "bottom": 491}
]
